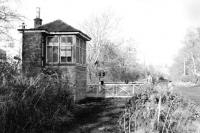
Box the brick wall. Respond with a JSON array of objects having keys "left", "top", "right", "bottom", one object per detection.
[
  {"left": 0, "top": 49, "right": 6, "bottom": 62},
  {"left": 75, "top": 66, "right": 87, "bottom": 100},
  {"left": 22, "top": 32, "right": 87, "bottom": 100},
  {"left": 22, "top": 32, "right": 43, "bottom": 76},
  {"left": 45, "top": 65, "right": 87, "bottom": 100}
]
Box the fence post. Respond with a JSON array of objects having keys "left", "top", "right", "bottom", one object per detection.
[
  {"left": 157, "top": 95, "right": 161, "bottom": 124},
  {"left": 97, "top": 82, "right": 100, "bottom": 97},
  {"left": 115, "top": 85, "right": 117, "bottom": 97},
  {"left": 73, "top": 87, "right": 76, "bottom": 102},
  {"left": 132, "top": 85, "right": 135, "bottom": 95}
]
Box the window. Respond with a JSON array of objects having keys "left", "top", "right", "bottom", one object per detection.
[
  {"left": 80, "top": 40, "right": 82, "bottom": 64},
  {"left": 46, "top": 36, "right": 86, "bottom": 65},
  {"left": 76, "top": 38, "right": 80, "bottom": 63},
  {"left": 81, "top": 39, "right": 86, "bottom": 65},
  {"left": 46, "top": 36, "right": 59, "bottom": 63},
  {"left": 76, "top": 37, "right": 86, "bottom": 65},
  {"left": 60, "top": 36, "right": 73, "bottom": 63},
  {"left": 46, "top": 36, "right": 73, "bottom": 64},
  {"left": 83, "top": 44, "right": 86, "bottom": 64}
]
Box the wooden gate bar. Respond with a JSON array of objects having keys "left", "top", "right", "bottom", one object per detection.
[{"left": 86, "top": 82, "right": 145, "bottom": 98}]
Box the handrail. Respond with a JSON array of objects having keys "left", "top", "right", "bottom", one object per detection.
[
  {"left": 86, "top": 82, "right": 146, "bottom": 98},
  {"left": 88, "top": 82, "right": 146, "bottom": 86},
  {"left": 104, "top": 82, "right": 145, "bottom": 84}
]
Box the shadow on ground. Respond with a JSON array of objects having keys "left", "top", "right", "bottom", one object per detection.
[{"left": 66, "top": 97, "right": 128, "bottom": 133}]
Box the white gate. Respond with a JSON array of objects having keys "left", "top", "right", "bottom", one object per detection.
[{"left": 86, "top": 82, "right": 146, "bottom": 98}]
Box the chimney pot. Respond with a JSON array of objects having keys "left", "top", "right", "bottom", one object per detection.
[
  {"left": 34, "top": 7, "right": 42, "bottom": 28},
  {"left": 36, "top": 7, "right": 40, "bottom": 18}
]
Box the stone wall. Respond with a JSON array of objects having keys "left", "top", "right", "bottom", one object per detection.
[{"left": 22, "top": 32, "right": 43, "bottom": 76}]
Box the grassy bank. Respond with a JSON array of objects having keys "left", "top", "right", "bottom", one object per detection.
[
  {"left": 119, "top": 83, "right": 200, "bottom": 133},
  {"left": 0, "top": 62, "right": 74, "bottom": 133},
  {"left": 175, "top": 85, "right": 200, "bottom": 105}
]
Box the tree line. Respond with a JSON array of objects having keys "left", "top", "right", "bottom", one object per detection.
[
  {"left": 81, "top": 11, "right": 147, "bottom": 83},
  {"left": 170, "top": 28, "right": 200, "bottom": 83}
]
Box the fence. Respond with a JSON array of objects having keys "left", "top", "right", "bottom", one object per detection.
[{"left": 86, "top": 82, "right": 146, "bottom": 98}]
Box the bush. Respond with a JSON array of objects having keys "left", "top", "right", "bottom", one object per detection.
[
  {"left": 119, "top": 84, "right": 200, "bottom": 133},
  {"left": 181, "top": 75, "right": 196, "bottom": 83},
  {"left": 0, "top": 63, "right": 74, "bottom": 133}
]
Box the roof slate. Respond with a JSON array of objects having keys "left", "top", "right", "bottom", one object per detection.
[
  {"left": 35, "top": 20, "right": 79, "bottom": 32},
  {"left": 21, "top": 19, "right": 91, "bottom": 41}
]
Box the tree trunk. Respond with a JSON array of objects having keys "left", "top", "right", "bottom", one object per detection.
[
  {"left": 191, "top": 53, "right": 200, "bottom": 76},
  {"left": 183, "top": 58, "right": 186, "bottom": 76},
  {"left": 191, "top": 53, "right": 196, "bottom": 74}
]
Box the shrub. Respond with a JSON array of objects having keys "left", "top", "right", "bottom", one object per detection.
[
  {"left": 0, "top": 63, "right": 74, "bottom": 133},
  {"left": 119, "top": 83, "right": 200, "bottom": 133}
]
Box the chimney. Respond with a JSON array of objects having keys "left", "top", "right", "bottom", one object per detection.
[
  {"left": 21, "top": 22, "right": 26, "bottom": 29},
  {"left": 34, "top": 7, "right": 42, "bottom": 28}
]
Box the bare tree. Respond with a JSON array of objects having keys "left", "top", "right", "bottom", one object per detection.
[
  {"left": 170, "top": 28, "right": 200, "bottom": 82},
  {"left": 81, "top": 11, "right": 142, "bottom": 83},
  {"left": 183, "top": 28, "right": 200, "bottom": 76},
  {"left": 80, "top": 11, "right": 121, "bottom": 83},
  {"left": 81, "top": 11, "right": 120, "bottom": 64},
  {"left": 0, "top": 0, "right": 22, "bottom": 41}
]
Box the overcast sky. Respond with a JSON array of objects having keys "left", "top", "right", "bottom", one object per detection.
[{"left": 9, "top": 0, "right": 200, "bottom": 66}]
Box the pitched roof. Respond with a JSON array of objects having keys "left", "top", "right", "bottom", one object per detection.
[
  {"left": 20, "top": 19, "right": 91, "bottom": 41},
  {"left": 35, "top": 20, "right": 79, "bottom": 32}
]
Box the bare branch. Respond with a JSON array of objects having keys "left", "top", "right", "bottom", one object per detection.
[{"left": 0, "top": 0, "right": 23, "bottom": 41}]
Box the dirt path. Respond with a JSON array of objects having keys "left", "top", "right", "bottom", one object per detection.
[{"left": 67, "top": 98, "right": 127, "bottom": 133}]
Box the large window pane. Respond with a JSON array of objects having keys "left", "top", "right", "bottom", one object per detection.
[
  {"left": 83, "top": 50, "right": 86, "bottom": 64},
  {"left": 83, "top": 41, "right": 86, "bottom": 49},
  {"left": 61, "top": 57, "right": 67, "bottom": 62},
  {"left": 61, "top": 36, "right": 73, "bottom": 45},
  {"left": 48, "top": 37, "right": 58, "bottom": 46},
  {"left": 80, "top": 39, "right": 84, "bottom": 49},
  {"left": 46, "top": 36, "right": 74, "bottom": 64},
  {"left": 82, "top": 49, "right": 85, "bottom": 64},
  {"left": 80, "top": 48, "right": 82, "bottom": 64},
  {"left": 80, "top": 40, "right": 82, "bottom": 49},
  {"left": 73, "top": 46, "right": 76, "bottom": 63},
  {"left": 83, "top": 49, "right": 85, "bottom": 64},
  {"left": 47, "top": 46, "right": 53, "bottom": 63},
  {"left": 61, "top": 37, "right": 67, "bottom": 43},
  {"left": 77, "top": 38, "right": 80, "bottom": 47},
  {"left": 66, "top": 49, "right": 72, "bottom": 56},
  {"left": 60, "top": 46, "right": 67, "bottom": 56},
  {"left": 53, "top": 46, "right": 58, "bottom": 62},
  {"left": 67, "top": 37, "right": 72, "bottom": 44},
  {"left": 60, "top": 46, "right": 72, "bottom": 63},
  {"left": 76, "top": 46, "right": 79, "bottom": 63},
  {"left": 67, "top": 56, "right": 72, "bottom": 62}
]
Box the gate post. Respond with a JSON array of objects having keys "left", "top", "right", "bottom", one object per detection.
[
  {"left": 97, "top": 82, "right": 100, "bottom": 97},
  {"left": 114, "top": 85, "right": 117, "bottom": 97},
  {"left": 132, "top": 85, "right": 135, "bottom": 95}
]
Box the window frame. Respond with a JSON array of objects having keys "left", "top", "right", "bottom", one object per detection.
[
  {"left": 76, "top": 36, "right": 86, "bottom": 65},
  {"left": 45, "top": 35, "right": 86, "bottom": 66},
  {"left": 46, "top": 36, "right": 59, "bottom": 64},
  {"left": 76, "top": 37, "right": 80, "bottom": 64},
  {"left": 60, "top": 35, "right": 74, "bottom": 64}
]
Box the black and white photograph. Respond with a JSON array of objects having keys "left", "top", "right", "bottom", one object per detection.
[{"left": 1, "top": 0, "right": 200, "bottom": 132}]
